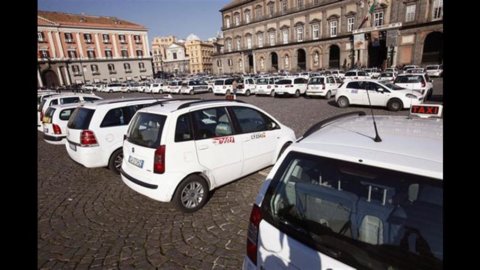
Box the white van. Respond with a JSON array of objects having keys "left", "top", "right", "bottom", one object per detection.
[{"left": 243, "top": 106, "right": 443, "bottom": 270}]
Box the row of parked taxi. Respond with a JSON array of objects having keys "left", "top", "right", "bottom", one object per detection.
[{"left": 37, "top": 89, "right": 443, "bottom": 270}]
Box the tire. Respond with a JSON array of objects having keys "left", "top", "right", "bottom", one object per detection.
[
  {"left": 173, "top": 175, "right": 208, "bottom": 213},
  {"left": 387, "top": 99, "right": 403, "bottom": 111},
  {"left": 270, "top": 90, "right": 275, "bottom": 97},
  {"left": 226, "top": 90, "right": 231, "bottom": 95},
  {"left": 337, "top": 96, "right": 349, "bottom": 108},
  {"left": 109, "top": 89, "right": 113, "bottom": 93},
  {"left": 108, "top": 148, "right": 123, "bottom": 174},
  {"left": 326, "top": 91, "right": 331, "bottom": 99},
  {"left": 278, "top": 142, "right": 292, "bottom": 161},
  {"left": 190, "top": 90, "right": 194, "bottom": 95},
  {"left": 208, "top": 88, "right": 213, "bottom": 93},
  {"left": 294, "top": 90, "right": 300, "bottom": 97},
  {"left": 245, "top": 90, "right": 251, "bottom": 96}
]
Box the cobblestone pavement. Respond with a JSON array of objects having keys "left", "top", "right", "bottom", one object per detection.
[{"left": 38, "top": 78, "right": 442, "bottom": 269}]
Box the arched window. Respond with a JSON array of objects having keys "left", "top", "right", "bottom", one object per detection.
[
  {"left": 284, "top": 54, "right": 289, "bottom": 68},
  {"left": 313, "top": 51, "right": 320, "bottom": 66}
]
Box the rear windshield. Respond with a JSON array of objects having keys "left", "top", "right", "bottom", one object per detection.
[
  {"left": 67, "top": 108, "right": 95, "bottom": 129},
  {"left": 395, "top": 75, "right": 424, "bottom": 84},
  {"left": 276, "top": 79, "right": 292, "bottom": 85},
  {"left": 44, "top": 107, "right": 56, "bottom": 123},
  {"left": 426, "top": 66, "right": 439, "bottom": 70},
  {"left": 214, "top": 80, "right": 224, "bottom": 85},
  {"left": 127, "top": 112, "right": 166, "bottom": 148},
  {"left": 345, "top": 71, "right": 357, "bottom": 77},
  {"left": 256, "top": 78, "right": 269, "bottom": 85},
  {"left": 308, "top": 77, "right": 325, "bottom": 84},
  {"left": 261, "top": 151, "right": 443, "bottom": 269},
  {"left": 59, "top": 108, "right": 75, "bottom": 121}
]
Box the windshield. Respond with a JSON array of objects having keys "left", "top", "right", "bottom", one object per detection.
[
  {"left": 262, "top": 152, "right": 443, "bottom": 270},
  {"left": 395, "top": 75, "right": 423, "bottom": 84}
]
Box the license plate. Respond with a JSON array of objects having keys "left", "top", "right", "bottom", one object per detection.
[
  {"left": 128, "top": 155, "right": 144, "bottom": 168},
  {"left": 44, "top": 127, "right": 48, "bottom": 133},
  {"left": 69, "top": 142, "right": 77, "bottom": 151}
]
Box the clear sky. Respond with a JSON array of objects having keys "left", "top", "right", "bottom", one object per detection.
[{"left": 38, "top": 0, "right": 231, "bottom": 43}]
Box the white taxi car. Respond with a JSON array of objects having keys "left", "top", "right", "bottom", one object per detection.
[
  {"left": 274, "top": 77, "right": 309, "bottom": 97},
  {"left": 121, "top": 99, "right": 296, "bottom": 212},
  {"left": 65, "top": 97, "right": 170, "bottom": 174},
  {"left": 243, "top": 106, "right": 443, "bottom": 270},
  {"left": 305, "top": 76, "right": 340, "bottom": 99},
  {"left": 43, "top": 103, "right": 80, "bottom": 144},
  {"left": 394, "top": 73, "right": 434, "bottom": 101},
  {"left": 335, "top": 80, "right": 423, "bottom": 111}
]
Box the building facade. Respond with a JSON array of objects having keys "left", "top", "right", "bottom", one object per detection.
[
  {"left": 151, "top": 35, "right": 177, "bottom": 74},
  {"left": 162, "top": 43, "right": 190, "bottom": 74},
  {"left": 212, "top": 0, "right": 443, "bottom": 75},
  {"left": 184, "top": 34, "right": 215, "bottom": 74},
  {"left": 38, "top": 11, "right": 154, "bottom": 88}
]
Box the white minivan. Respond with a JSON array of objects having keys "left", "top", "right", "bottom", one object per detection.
[
  {"left": 243, "top": 106, "right": 443, "bottom": 270},
  {"left": 121, "top": 99, "right": 296, "bottom": 212}
]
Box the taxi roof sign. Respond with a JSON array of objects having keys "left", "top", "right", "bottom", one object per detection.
[{"left": 410, "top": 104, "right": 443, "bottom": 118}]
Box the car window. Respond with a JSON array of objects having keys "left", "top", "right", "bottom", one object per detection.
[
  {"left": 309, "top": 77, "right": 324, "bottom": 84},
  {"left": 175, "top": 113, "right": 193, "bottom": 142},
  {"left": 127, "top": 112, "right": 166, "bottom": 148},
  {"left": 44, "top": 107, "right": 56, "bottom": 123},
  {"left": 59, "top": 108, "right": 75, "bottom": 121},
  {"left": 67, "top": 108, "right": 95, "bottom": 129},
  {"left": 231, "top": 106, "right": 275, "bottom": 133},
  {"left": 100, "top": 106, "right": 136, "bottom": 127},
  {"left": 60, "top": 97, "right": 81, "bottom": 104},
  {"left": 83, "top": 97, "right": 101, "bottom": 102},
  {"left": 50, "top": 99, "right": 59, "bottom": 106},
  {"left": 193, "top": 107, "right": 233, "bottom": 139},
  {"left": 395, "top": 76, "right": 422, "bottom": 84},
  {"left": 346, "top": 81, "right": 365, "bottom": 89},
  {"left": 262, "top": 151, "right": 443, "bottom": 266}
]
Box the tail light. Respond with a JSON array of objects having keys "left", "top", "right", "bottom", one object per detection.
[
  {"left": 80, "top": 130, "right": 98, "bottom": 146},
  {"left": 321, "top": 84, "right": 325, "bottom": 90},
  {"left": 40, "top": 111, "right": 44, "bottom": 122},
  {"left": 246, "top": 204, "right": 262, "bottom": 265},
  {"left": 52, "top": 124, "right": 61, "bottom": 135},
  {"left": 154, "top": 145, "right": 166, "bottom": 174}
]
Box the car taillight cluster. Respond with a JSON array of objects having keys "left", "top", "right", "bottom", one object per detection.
[
  {"left": 246, "top": 204, "right": 262, "bottom": 265},
  {"left": 80, "top": 130, "right": 98, "bottom": 146},
  {"left": 52, "top": 124, "right": 61, "bottom": 135},
  {"left": 154, "top": 145, "right": 166, "bottom": 174}
]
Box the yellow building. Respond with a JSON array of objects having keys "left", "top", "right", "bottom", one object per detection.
[{"left": 184, "top": 34, "right": 214, "bottom": 74}]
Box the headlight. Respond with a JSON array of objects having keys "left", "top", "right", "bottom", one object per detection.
[{"left": 406, "top": 94, "right": 417, "bottom": 99}]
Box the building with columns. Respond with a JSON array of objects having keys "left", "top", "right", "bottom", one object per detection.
[
  {"left": 162, "top": 42, "right": 190, "bottom": 74},
  {"left": 212, "top": 0, "right": 443, "bottom": 75},
  {"left": 38, "top": 11, "right": 153, "bottom": 88}
]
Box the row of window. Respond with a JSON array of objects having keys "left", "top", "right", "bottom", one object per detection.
[
  {"left": 223, "top": 0, "right": 443, "bottom": 28},
  {"left": 225, "top": 0, "right": 320, "bottom": 28},
  {"left": 219, "top": 51, "right": 321, "bottom": 70},
  {"left": 38, "top": 32, "right": 143, "bottom": 44},
  {"left": 38, "top": 49, "right": 145, "bottom": 59},
  {"left": 71, "top": 62, "right": 147, "bottom": 76}
]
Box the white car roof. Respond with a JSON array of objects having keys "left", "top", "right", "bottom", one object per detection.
[
  {"left": 137, "top": 99, "right": 250, "bottom": 115},
  {"left": 79, "top": 97, "right": 162, "bottom": 109},
  {"left": 295, "top": 114, "right": 443, "bottom": 179}
]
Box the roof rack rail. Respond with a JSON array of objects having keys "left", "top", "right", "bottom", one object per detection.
[
  {"left": 177, "top": 99, "right": 245, "bottom": 110},
  {"left": 298, "top": 111, "right": 366, "bottom": 142},
  {"left": 147, "top": 97, "right": 201, "bottom": 107},
  {"left": 95, "top": 96, "right": 160, "bottom": 105}
]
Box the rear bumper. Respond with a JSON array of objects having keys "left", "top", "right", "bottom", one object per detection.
[
  {"left": 43, "top": 134, "right": 66, "bottom": 145},
  {"left": 65, "top": 140, "right": 107, "bottom": 168}
]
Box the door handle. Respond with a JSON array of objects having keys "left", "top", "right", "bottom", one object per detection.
[{"left": 198, "top": 145, "right": 209, "bottom": 150}]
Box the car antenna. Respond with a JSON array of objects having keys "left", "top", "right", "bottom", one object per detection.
[{"left": 365, "top": 82, "right": 382, "bottom": 142}]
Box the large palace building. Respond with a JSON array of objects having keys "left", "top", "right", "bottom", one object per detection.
[
  {"left": 212, "top": 0, "right": 443, "bottom": 74},
  {"left": 38, "top": 11, "right": 153, "bottom": 88}
]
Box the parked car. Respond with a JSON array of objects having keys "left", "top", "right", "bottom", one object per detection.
[
  {"left": 38, "top": 93, "right": 102, "bottom": 132},
  {"left": 121, "top": 99, "right": 296, "bottom": 212},
  {"left": 243, "top": 106, "right": 443, "bottom": 270},
  {"left": 212, "top": 78, "right": 236, "bottom": 95},
  {"left": 274, "top": 77, "right": 309, "bottom": 97},
  {"left": 65, "top": 97, "right": 171, "bottom": 174},
  {"left": 255, "top": 77, "right": 277, "bottom": 96},
  {"left": 394, "top": 73, "right": 434, "bottom": 101},
  {"left": 343, "top": 70, "right": 370, "bottom": 81},
  {"left": 306, "top": 76, "right": 340, "bottom": 99},
  {"left": 425, "top": 65, "right": 443, "bottom": 77},
  {"left": 335, "top": 80, "right": 423, "bottom": 111},
  {"left": 180, "top": 80, "right": 209, "bottom": 95},
  {"left": 43, "top": 103, "right": 79, "bottom": 144},
  {"left": 377, "top": 72, "right": 396, "bottom": 83}
]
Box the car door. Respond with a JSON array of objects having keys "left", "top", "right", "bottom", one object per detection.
[
  {"left": 345, "top": 81, "right": 366, "bottom": 105},
  {"left": 229, "top": 106, "right": 281, "bottom": 175},
  {"left": 364, "top": 82, "right": 389, "bottom": 106},
  {"left": 193, "top": 107, "right": 243, "bottom": 187}
]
